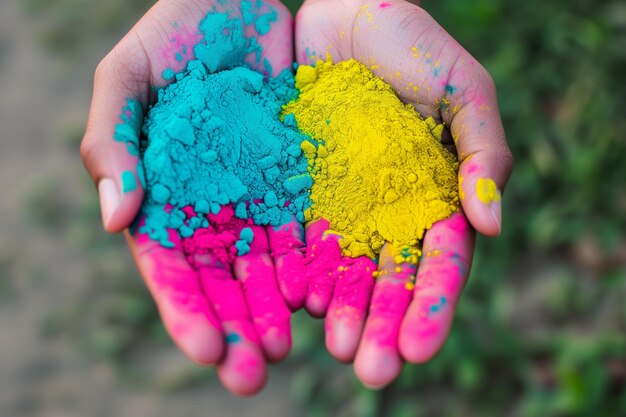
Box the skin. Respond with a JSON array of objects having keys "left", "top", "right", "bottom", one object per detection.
[{"left": 81, "top": 0, "right": 513, "bottom": 394}]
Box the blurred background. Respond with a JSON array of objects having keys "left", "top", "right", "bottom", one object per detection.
[{"left": 1, "top": 0, "right": 624, "bottom": 415}]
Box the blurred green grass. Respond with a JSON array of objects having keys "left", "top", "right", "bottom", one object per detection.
[{"left": 23, "top": 0, "right": 626, "bottom": 415}]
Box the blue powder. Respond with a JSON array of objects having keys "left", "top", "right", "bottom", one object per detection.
[
  {"left": 235, "top": 240, "right": 251, "bottom": 256},
  {"left": 444, "top": 84, "right": 457, "bottom": 95},
  {"left": 237, "top": 226, "right": 255, "bottom": 254},
  {"left": 121, "top": 170, "right": 137, "bottom": 193},
  {"left": 240, "top": 227, "right": 254, "bottom": 243},
  {"left": 139, "top": 3, "right": 311, "bottom": 247},
  {"left": 114, "top": 100, "right": 146, "bottom": 205},
  {"left": 240, "top": 0, "right": 277, "bottom": 35},
  {"left": 226, "top": 333, "right": 242, "bottom": 344},
  {"left": 114, "top": 99, "right": 143, "bottom": 156},
  {"left": 284, "top": 174, "right": 313, "bottom": 195},
  {"left": 162, "top": 68, "right": 176, "bottom": 80}
]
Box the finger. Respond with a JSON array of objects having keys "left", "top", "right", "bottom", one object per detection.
[
  {"left": 304, "top": 219, "right": 343, "bottom": 317},
  {"left": 194, "top": 255, "right": 267, "bottom": 396},
  {"left": 354, "top": 243, "right": 415, "bottom": 388},
  {"left": 125, "top": 219, "right": 224, "bottom": 365},
  {"left": 453, "top": 98, "right": 512, "bottom": 237},
  {"left": 268, "top": 218, "right": 308, "bottom": 310},
  {"left": 81, "top": 39, "right": 151, "bottom": 232},
  {"left": 325, "top": 256, "right": 376, "bottom": 363},
  {"left": 234, "top": 226, "right": 292, "bottom": 362},
  {"left": 399, "top": 212, "right": 474, "bottom": 363}
]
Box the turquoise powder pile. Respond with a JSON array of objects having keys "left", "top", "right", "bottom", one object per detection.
[{"left": 138, "top": 1, "right": 312, "bottom": 249}]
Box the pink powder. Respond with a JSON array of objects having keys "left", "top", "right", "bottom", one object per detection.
[
  {"left": 183, "top": 205, "right": 253, "bottom": 267},
  {"left": 268, "top": 221, "right": 308, "bottom": 309},
  {"left": 235, "top": 229, "right": 291, "bottom": 347},
  {"left": 304, "top": 220, "right": 344, "bottom": 315},
  {"left": 157, "top": 24, "right": 203, "bottom": 73},
  {"left": 465, "top": 162, "right": 482, "bottom": 175}
]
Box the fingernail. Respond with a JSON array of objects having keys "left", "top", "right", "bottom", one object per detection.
[
  {"left": 98, "top": 178, "right": 120, "bottom": 229},
  {"left": 488, "top": 200, "right": 502, "bottom": 236}
]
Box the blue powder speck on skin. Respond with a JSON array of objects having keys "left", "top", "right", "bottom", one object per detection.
[
  {"left": 114, "top": 99, "right": 143, "bottom": 156},
  {"left": 226, "top": 333, "right": 242, "bottom": 344},
  {"left": 139, "top": 3, "right": 311, "bottom": 247},
  {"left": 176, "top": 53, "right": 183, "bottom": 62},
  {"left": 263, "top": 57, "right": 273, "bottom": 77},
  {"left": 162, "top": 68, "right": 176, "bottom": 80},
  {"left": 121, "top": 171, "right": 137, "bottom": 193},
  {"left": 444, "top": 84, "right": 457, "bottom": 95},
  {"left": 255, "top": 8, "right": 278, "bottom": 35},
  {"left": 429, "top": 296, "right": 448, "bottom": 314}
]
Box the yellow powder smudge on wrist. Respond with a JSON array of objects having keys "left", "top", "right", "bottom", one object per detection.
[{"left": 282, "top": 58, "right": 460, "bottom": 259}]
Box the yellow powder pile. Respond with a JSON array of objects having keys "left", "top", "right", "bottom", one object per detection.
[{"left": 282, "top": 58, "right": 460, "bottom": 260}]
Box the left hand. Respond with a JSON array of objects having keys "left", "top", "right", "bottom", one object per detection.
[
  {"left": 293, "top": 0, "right": 513, "bottom": 388},
  {"left": 80, "top": 0, "right": 297, "bottom": 396}
]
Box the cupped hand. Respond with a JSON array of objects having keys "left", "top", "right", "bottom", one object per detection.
[
  {"left": 80, "top": 0, "right": 295, "bottom": 396},
  {"left": 293, "top": 0, "right": 513, "bottom": 387}
]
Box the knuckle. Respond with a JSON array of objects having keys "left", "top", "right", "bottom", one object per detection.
[
  {"left": 475, "top": 65, "right": 497, "bottom": 94},
  {"left": 94, "top": 50, "right": 117, "bottom": 84},
  {"left": 500, "top": 144, "right": 514, "bottom": 178},
  {"left": 94, "top": 38, "right": 148, "bottom": 92},
  {"left": 79, "top": 133, "right": 103, "bottom": 174}
]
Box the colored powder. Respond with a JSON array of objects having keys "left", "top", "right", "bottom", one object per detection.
[
  {"left": 235, "top": 227, "right": 255, "bottom": 256},
  {"left": 114, "top": 99, "right": 143, "bottom": 157},
  {"left": 182, "top": 205, "right": 252, "bottom": 266},
  {"left": 225, "top": 333, "right": 242, "bottom": 344},
  {"left": 121, "top": 170, "right": 137, "bottom": 193},
  {"left": 476, "top": 177, "right": 501, "bottom": 204},
  {"left": 162, "top": 68, "right": 176, "bottom": 80},
  {"left": 282, "top": 58, "right": 460, "bottom": 259},
  {"left": 138, "top": 3, "right": 311, "bottom": 248}
]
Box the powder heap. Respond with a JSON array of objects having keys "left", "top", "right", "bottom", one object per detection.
[
  {"left": 138, "top": 3, "right": 311, "bottom": 250},
  {"left": 282, "top": 58, "right": 460, "bottom": 259}
]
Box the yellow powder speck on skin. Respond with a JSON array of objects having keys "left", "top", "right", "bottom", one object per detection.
[
  {"left": 283, "top": 58, "right": 460, "bottom": 259},
  {"left": 476, "top": 177, "right": 501, "bottom": 204},
  {"left": 459, "top": 175, "right": 466, "bottom": 200}
]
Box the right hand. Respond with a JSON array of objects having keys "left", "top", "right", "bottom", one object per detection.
[
  {"left": 293, "top": 0, "right": 513, "bottom": 388},
  {"left": 80, "top": 0, "right": 297, "bottom": 396}
]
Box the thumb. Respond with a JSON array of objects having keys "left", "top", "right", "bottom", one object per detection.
[
  {"left": 445, "top": 64, "right": 513, "bottom": 237},
  {"left": 80, "top": 40, "right": 150, "bottom": 232}
]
